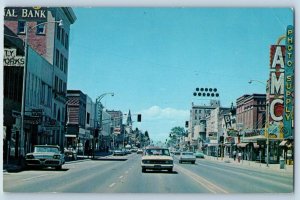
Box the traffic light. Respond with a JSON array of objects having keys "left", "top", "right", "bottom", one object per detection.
[
  {"left": 185, "top": 121, "right": 189, "bottom": 128},
  {"left": 94, "top": 128, "right": 99, "bottom": 138},
  {"left": 137, "top": 114, "right": 142, "bottom": 122}
]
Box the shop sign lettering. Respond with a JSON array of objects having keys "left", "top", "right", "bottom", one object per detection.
[{"left": 3, "top": 48, "right": 25, "bottom": 67}]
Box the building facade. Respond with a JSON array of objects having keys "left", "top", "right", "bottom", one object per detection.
[{"left": 4, "top": 7, "right": 76, "bottom": 155}]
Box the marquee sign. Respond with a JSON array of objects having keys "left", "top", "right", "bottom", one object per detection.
[{"left": 269, "top": 45, "right": 285, "bottom": 123}]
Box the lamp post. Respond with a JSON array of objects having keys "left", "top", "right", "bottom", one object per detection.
[
  {"left": 248, "top": 79, "right": 270, "bottom": 166},
  {"left": 19, "top": 20, "right": 63, "bottom": 158},
  {"left": 94, "top": 92, "right": 114, "bottom": 157}
]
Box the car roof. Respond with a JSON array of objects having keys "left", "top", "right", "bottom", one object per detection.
[{"left": 145, "top": 146, "right": 168, "bottom": 150}]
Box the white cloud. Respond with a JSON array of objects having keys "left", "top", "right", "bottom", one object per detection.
[
  {"left": 140, "top": 105, "right": 189, "bottom": 121},
  {"left": 136, "top": 106, "right": 189, "bottom": 142}
]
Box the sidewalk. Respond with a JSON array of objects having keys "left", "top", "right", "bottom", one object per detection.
[{"left": 204, "top": 156, "right": 294, "bottom": 174}]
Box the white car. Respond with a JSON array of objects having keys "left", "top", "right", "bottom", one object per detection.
[
  {"left": 179, "top": 152, "right": 196, "bottom": 164},
  {"left": 25, "top": 145, "right": 65, "bottom": 170},
  {"left": 141, "top": 147, "right": 173, "bottom": 173}
]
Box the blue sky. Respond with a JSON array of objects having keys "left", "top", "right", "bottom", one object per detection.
[{"left": 67, "top": 8, "right": 293, "bottom": 142}]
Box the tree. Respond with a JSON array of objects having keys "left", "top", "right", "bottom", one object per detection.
[{"left": 167, "top": 126, "right": 185, "bottom": 148}]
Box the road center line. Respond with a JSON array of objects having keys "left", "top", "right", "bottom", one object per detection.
[{"left": 175, "top": 165, "right": 229, "bottom": 194}]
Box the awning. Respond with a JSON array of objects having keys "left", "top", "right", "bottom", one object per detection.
[
  {"left": 237, "top": 143, "right": 248, "bottom": 148},
  {"left": 279, "top": 140, "right": 288, "bottom": 146},
  {"left": 65, "top": 134, "right": 76, "bottom": 138}
]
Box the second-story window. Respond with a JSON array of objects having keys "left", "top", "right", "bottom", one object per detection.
[
  {"left": 65, "top": 33, "right": 69, "bottom": 49},
  {"left": 18, "top": 21, "right": 26, "bottom": 34},
  {"left": 55, "top": 49, "right": 59, "bottom": 67},
  {"left": 36, "top": 21, "right": 45, "bottom": 35},
  {"left": 61, "top": 28, "right": 65, "bottom": 46},
  {"left": 56, "top": 23, "right": 61, "bottom": 40}
]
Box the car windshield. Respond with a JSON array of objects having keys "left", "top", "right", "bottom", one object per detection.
[
  {"left": 182, "top": 152, "right": 194, "bottom": 156},
  {"left": 145, "top": 149, "right": 170, "bottom": 156},
  {"left": 34, "top": 146, "right": 59, "bottom": 153}
]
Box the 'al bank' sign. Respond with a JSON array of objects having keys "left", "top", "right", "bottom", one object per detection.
[{"left": 4, "top": 7, "right": 47, "bottom": 21}]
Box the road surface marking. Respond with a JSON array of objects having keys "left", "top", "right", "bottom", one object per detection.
[
  {"left": 22, "top": 174, "right": 50, "bottom": 181},
  {"left": 176, "top": 165, "right": 229, "bottom": 193},
  {"left": 109, "top": 183, "right": 116, "bottom": 188},
  {"left": 119, "top": 176, "right": 124, "bottom": 179}
]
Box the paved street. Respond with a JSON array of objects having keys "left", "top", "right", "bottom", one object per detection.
[{"left": 3, "top": 153, "right": 293, "bottom": 193}]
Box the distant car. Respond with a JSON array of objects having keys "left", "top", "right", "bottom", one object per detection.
[
  {"left": 25, "top": 145, "right": 65, "bottom": 170},
  {"left": 179, "top": 152, "right": 196, "bottom": 164},
  {"left": 137, "top": 149, "right": 143, "bottom": 154},
  {"left": 174, "top": 151, "right": 181, "bottom": 155},
  {"left": 113, "top": 149, "right": 126, "bottom": 156},
  {"left": 141, "top": 146, "right": 173, "bottom": 173},
  {"left": 64, "top": 147, "right": 77, "bottom": 160},
  {"left": 195, "top": 151, "right": 205, "bottom": 159}
]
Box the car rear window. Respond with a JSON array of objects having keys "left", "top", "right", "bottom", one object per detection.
[
  {"left": 182, "top": 152, "right": 194, "bottom": 155},
  {"left": 145, "top": 149, "right": 170, "bottom": 156}
]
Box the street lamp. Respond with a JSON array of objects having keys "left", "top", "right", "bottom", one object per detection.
[
  {"left": 248, "top": 79, "right": 270, "bottom": 166},
  {"left": 94, "top": 92, "right": 114, "bottom": 157},
  {"left": 19, "top": 20, "right": 63, "bottom": 158}
]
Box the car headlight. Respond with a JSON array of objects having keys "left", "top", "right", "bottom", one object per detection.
[
  {"left": 53, "top": 155, "right": 61, "bottom": 159},
  {"left": 26, "top": 155, "right": 34, "bottom": 159}
]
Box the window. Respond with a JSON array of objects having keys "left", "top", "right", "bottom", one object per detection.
[
  {"left": 54, "top": 76, "right": 58, "bottom": 92},
  {"left": 56, "top": 24, "right": 61, "bottom": 40},
  {"left": 59, "top": 79, "right": 62, "bottom": 93},
  {"left": 64, "top": 58, "right": 68, "bottom": 74},
  {"left": 36, "top": 21, "right": 45, "bottom": 35},
  {"left": 63, "top": 82, "right": 67, "bottom": 93},
  {"left": 18, "top": 21, "right": 26, "bottom": 34},
  {"left": 55, "top": 49, "right": 59, "bottom": 67},
  {"left": 86, "top": 113, "right": 90, "bottom": 124},
  {"left": 60, "top": 54, "right": 64, "bottom": 71},
  {"left": 65, "top": 33, "right": 69, "bottom": 49},
  {"left": 61, "top": 29, "right": 65, "bottom": 46}
]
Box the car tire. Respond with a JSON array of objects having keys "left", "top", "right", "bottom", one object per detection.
[
  {"left": 168, "top": 168, "right": 173, "bottom": 173},
  {"left": 192, "top": 161, "right": 195, "bottom": 164},
  {"left": 55, "top": 165, "right": 62, "bottom": 170},
  {"left": 179, "top": 160, "right": 182, "bottom": 164},
  {"left": 142, "top": 168, "right": 146, "bottom": 173}
]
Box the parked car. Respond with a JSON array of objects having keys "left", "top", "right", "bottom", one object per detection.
[
  {"left": 179, "top": 152, "right": 196, "bottom": 164},
  {"left": 113, "top": 149, "right": 126, "bottom": 156},
  {"left": 25, "top": 145, "right": 65, "bottom": 170},
  {"left": 64, "top": 147, "right": 77, "bottom": 160},
  {"left": 137, "top": 149, "right": 143, "bottom": 154},
  {"left": 141, "top": 146, "right": 173, "bottom": 173},
  {"left": 195, "top": 151, "right": 205, "bottom": 159}
]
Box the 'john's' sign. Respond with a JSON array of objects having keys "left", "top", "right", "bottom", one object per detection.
[{"left": 4, "top": 7, "right": 47, "bottom": 21}]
